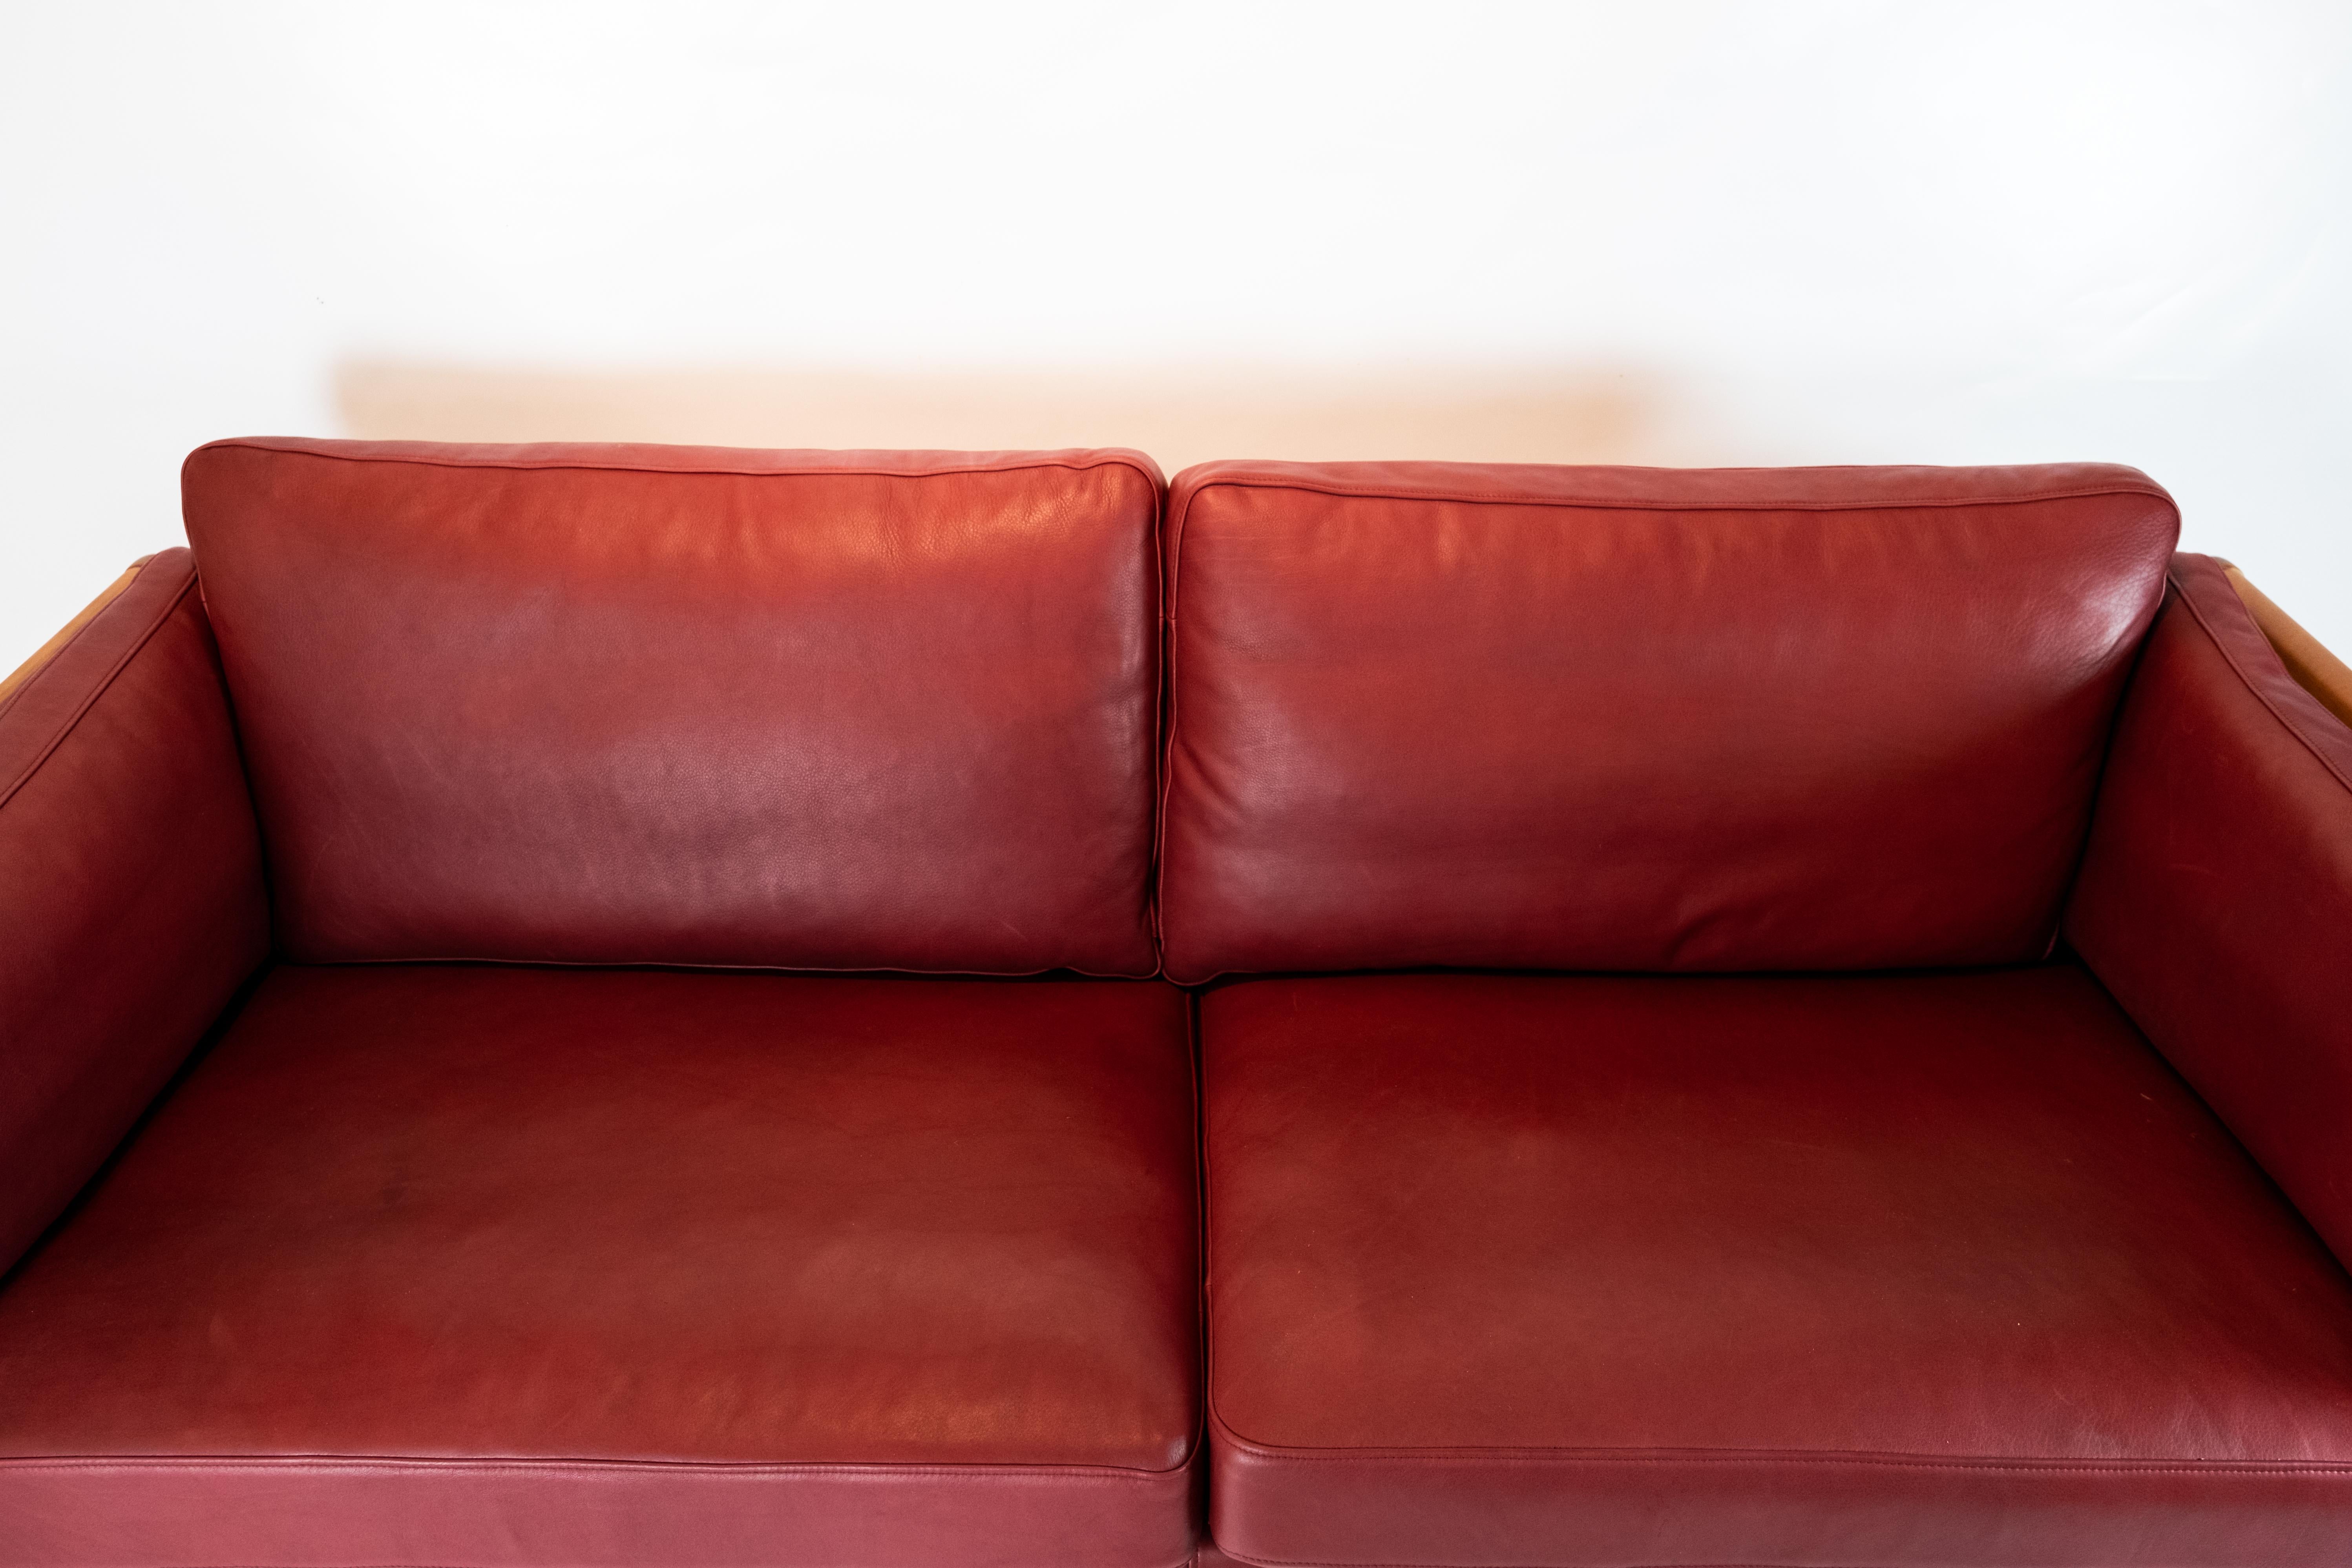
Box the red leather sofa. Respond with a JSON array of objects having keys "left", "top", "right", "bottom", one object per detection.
[{"left": 1, "top": 438, "right": 2346, "bottom": 1567}]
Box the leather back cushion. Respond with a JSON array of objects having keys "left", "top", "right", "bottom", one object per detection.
[
  {"left": 184, "top": 439, "right": 1162, "bottom": 976},
  {"left": 1159, "top": 461, "right": 2178, "bottom": 982}
]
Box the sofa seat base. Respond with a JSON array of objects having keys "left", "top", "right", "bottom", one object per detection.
[
  {"left": 0, "top": 965, "right": 1201, "bottom": 1568},
  {"left": 1202, "top": 968, "right": 2352, "bottom": 1568}
]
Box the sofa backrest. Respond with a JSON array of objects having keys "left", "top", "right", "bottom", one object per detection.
[
  {"left": 184, "top": 438, "right": 1162, "bottom": 977},
  {"left": 1157, "top": 460, "right": 2178, "bottom": 982}
]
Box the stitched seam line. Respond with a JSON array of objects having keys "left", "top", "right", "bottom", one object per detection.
[
  {"left": 2173, "top": 567, "right": 2352, "bottom": 797},
  {"left": 0, "top": 1454, "right": 1195, "bottom": 1479},
  {"left": 280, "top": 951, "right": 1161, "bottom": 982},
  {"left": 199, "top": 440, "right": 1162, "bottom": 487},
  {"left": 0, "top": 564, "right": 192, "bottom": 814},
  {"left": 1145, "top": 472, "right": 1172, "bottom": 966},
  {"left": 1219, "top": 1547, "right": 1939, "bottom": 1568},
  {"left": 1225, "top": 1556, "right": 1824, "bottom": 1568},
  {"left": 1210, "top": 1431, "right": 2352, "bottom": 1474},
  {"left": 1183, "top": 475, "right": 2177, "bottom": 515},
  {"left": 1183, "top": 989, "right": 1209, "bottom": 1471},
  {"left": 1224, "top": 1453, "right": 2352, "bottom": 1473},
  {"left": 1153, "top": 481, "right": 1192, "bottom": 975}
]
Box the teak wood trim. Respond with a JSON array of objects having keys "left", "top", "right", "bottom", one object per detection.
[
  {"left": 0, "top": 557, "right": 155, "bottom": 710},
  {"left": 2227, "top": 566, "right": 2352, "bottom": 730}
]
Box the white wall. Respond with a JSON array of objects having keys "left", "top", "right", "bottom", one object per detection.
[{"left": 6, "top": 0, "right": 2349, "bottom": 666}]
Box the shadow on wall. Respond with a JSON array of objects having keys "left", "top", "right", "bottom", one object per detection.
[{"left": 334, "top": 361, "right": 1708, "bottom": 473}]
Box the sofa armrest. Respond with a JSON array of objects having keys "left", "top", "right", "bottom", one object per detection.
[
  {"left": 0, "top": 548, "right": 268, "bottom": 1273},
  {"left": 2225, "top": 564, "right": 2352, "bottom": 728},
  {"left": 2065, "top": 551, "right": 2352, "bottom": 1267}
]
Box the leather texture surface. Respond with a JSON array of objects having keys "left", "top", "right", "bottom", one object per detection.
[
  {"left": 1158, "top": 460, "right": 2179, "bottom": 981},
  {"left": 2067, "top": 551, "right": 2352, "bottom": 1274},
  {"left": 0, "top": 965, "right": 1199, "bottom": 1567},
  {"left": 0, "top": 548, "right": 267, "bottom": 1274},
  {"left": 182, "top": 438, "right": 1164, "bottom": 976},
  {"left": 1202, "top": 969, "right": 2352, "bottom": 1567}
]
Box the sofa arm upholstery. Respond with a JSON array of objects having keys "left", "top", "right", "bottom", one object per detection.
[
  {"left": 0, "top": 548, "right": 268, "bottom": 1274},
  {"left": 2065, "top": 551, "right": 2352, "bottom": 1268},
  {"left": 2225, "top": 563, "right": 2352, "bottom": 727}
]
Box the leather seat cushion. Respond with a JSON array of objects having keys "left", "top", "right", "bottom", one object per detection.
[
  {"left": 0, "top": 965, "right": 1200, "bottom": 1568},
  {"left": 1202, "top": 968, "right": 2352, "bottom": 1568}
]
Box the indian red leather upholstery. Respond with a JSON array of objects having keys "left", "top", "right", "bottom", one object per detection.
[
  {"left": 0, "top": 965, "right": 1200, "bottom": 1568},
  {"left": 2067, "top": 551, "right": 2352, "bottom": 1270},
  {"left": 182, "top": 438, "right": 1163, "bottom": 976},
  {"left": 1158, "top": 460, "right": 2178, "bottom": 982},
  {"left": 7, "top": 443, "right": 2350, "bottom": 1568},
  {"left": 0, "top": 548, "right": 267, "bottom": 1275},
  {"left": 1202, "top": 969, "right": 2352, "bottom": 1568}
]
